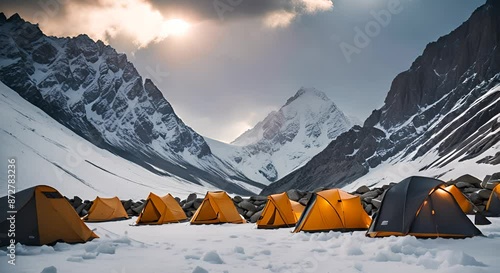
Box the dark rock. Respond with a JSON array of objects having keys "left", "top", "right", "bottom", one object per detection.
[
  {"left": 193, "top": 199, "right": 203, "bottom": 210},
  {"left": 454, "top": 174, "right": 482, "bottom": 187},
  {"left": 84, "top": 202, "right": 92, "bottom": 211},
  {"left": 298, "top": 197, "right": 309, "bottom": 206},
  {"left": 481, "top": 175, "right": 491, "bottom": 189},
  {"left": 174, "top": 197, "right": 181, "bottom": 205},
  {"left": 250, "top": 210, "right": 263, "bottom": 223},
  {"left": 246, "top": 210, "right": 255, "bottom": 218},
  {"left": 364, "top": 204, "right": 373, "bottom": 215},
  {"left": 75, "top": 203, "right": 86, "bottom": 215},
  {"left": 250, "top": 196, "right": 268, "bottom": 202},
  {"left": 131, "top": 202, "right": 145, "bottom": 215},
  {"left": 73, "top": 196, "right": 83, "bottom": 208},
  {"left": 356, "top": 185, "right": 370, "bottom": 194},
  {"left": 469, "top": 193, "right": 482, "bottom": 204},
  {"left": 463, "top": 188, "right": 479, "bottom": 194},
  {"left": 126, "top": 209, "right": 134, "bottom": 216},
  {"left": 122, "top": 199, "right": 133, "bottom": 210},
  {"left": 287, "top": 189, "right": 301, "bottom": 201},
  {"left": 486, "top": 180, "right": 499, "bottom": 190},
  {"left": 371, "top": 198, "right": 382, "bottom": 209},
  {"left": 186, "top": 211, "right": 193, "bottom": 217},
  {"left": 257, "top": 204, "right": 266, "bottom": 211},
  {"left": 477, "top": 189, "right": 492, "bottom": 200},
  {"left": 237, "top": 207, "right": 246, "bottom": 216},
  {"left": 253, "top": 200, "right": 267, "bottom": 206},
  {"left": 476, "top": 205, "right": 485, "bottom": 212},
  {"left": 239, "top": 200, "right": 258, "bottom": 212},
  {"left": 455, "top": 182, "right": 472, "bottom": 189},
  {"left": 361, "top": 191, "right": 379, "bottom": 200},
  {"left": 183, "top": 200, "right": 194, "bottom": 210},
  {"left": 381, "top": 184, "right": 392, "bottom": 190},
  {"left": 233, "top": 196, "right": 243, "bottom": 203},
  {"left": 187, "top": 193, "right": 197, "bottom": 203}
]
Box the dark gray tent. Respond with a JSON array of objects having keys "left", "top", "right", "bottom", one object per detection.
[{"left": 367, "top": 176, "right": 482, "bottom": 238}]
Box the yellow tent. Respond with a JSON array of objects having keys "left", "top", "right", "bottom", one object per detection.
[
  {"left": 442, "top": 185, "right": 474, "bottom": 214},
  {"left": 290, "top": 200, "right": 305, "bottom": 221},
  {"left": 83, "top": 197, "right": 129, "bottom": 222},
  {"left": 257, "top": 192, "right": 304, "bottom": 229},
  {"left": 136, "top": 193, "right": 187, "bottom": 225},
  {"left": 293, "top": 189, "right": 371, "bottom": 233},
  {"left": 486, "top": 184, "right": 500, "bottom": 216},
  {"left": 0, "top": 185, "right": 98, "bottom": 246},
  {"left": 191, "top": 191, "right": 245, "bottom": 224}
]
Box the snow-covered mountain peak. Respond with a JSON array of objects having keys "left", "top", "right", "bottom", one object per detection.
[
  {"left": 285, "top": 87, "right": 330, "bottom": 106},
  {"left": 216, "top": 87, "right": 352, "bottom": 184}
]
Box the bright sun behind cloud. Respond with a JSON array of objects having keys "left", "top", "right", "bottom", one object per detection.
[{"left": 163, "top": 19, "right": 191, "bottom": 37}]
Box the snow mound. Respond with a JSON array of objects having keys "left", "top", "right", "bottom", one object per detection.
[
  {"left": 40, "top": 266, "right": 57, "bottom": 273},
  {"left": 202, "top": 250, "right": 224, "bottom": 264},
  {"left": 192, "top": 266, "right": 209, "bottom": 273}
]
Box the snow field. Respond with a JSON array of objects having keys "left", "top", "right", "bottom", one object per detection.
[{"left": 2, "top": 217, "right": 499, "bottom": 273}]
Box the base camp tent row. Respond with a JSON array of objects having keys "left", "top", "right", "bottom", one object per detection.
[
  {"left": 293, "top": 189, "right": 371, "bottom": 233},
  {"left": 83, "top": 196, "right": 129, "bottom": 222},
  {"left": 191, "top": 191, "right": 245, "bottom": 224},
  {"left": 257, "top": 192, "right": 305, "bottom": 229},
  {"left": 486, "top": 184, "right": 500, "bottom": 216},
  {"left": 0, "top": 185, "right": 98, "bottom": 246},
  {"left": 136, "top": 193, "right": 187, "bottom": 225},
  {"left": 367, "top": 176, "right": 482, "bottom": 238}
]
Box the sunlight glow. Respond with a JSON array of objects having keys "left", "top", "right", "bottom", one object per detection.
[{"left": 163, "top": 19, "right": 191, "bottom": 37}]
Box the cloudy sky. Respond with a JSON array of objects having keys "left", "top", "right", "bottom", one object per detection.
[{"left": 2, "top": 0, "right": 485, "bottom": 142}]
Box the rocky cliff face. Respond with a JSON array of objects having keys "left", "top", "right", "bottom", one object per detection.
[
  {"left": 262, "top": 0, "right": 500, "bottom": 194},
  {"left": 209, "top": 87, "right": 352, "bottom": 184},
  {"left": 0, "top": 13, "right": 261, "bottom": 195}
]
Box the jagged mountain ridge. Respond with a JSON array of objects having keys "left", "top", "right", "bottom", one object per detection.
[
  {"left": 209, "top": 87, "right": 352, "bottom": 184},
  {"left": 262, "top": 0, "right": 500, "bottom": 194},
  {"left": 0, "top": 13, "right": 263, "bottom": 195}
]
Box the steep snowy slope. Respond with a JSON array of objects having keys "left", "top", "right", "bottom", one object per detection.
[
  {"left": 209, "top": 87, "right": 352, "bottom": 184},
  {"left": 262, "top": 0, "right": 500, "bottom": 194},
  {"left": 0, "top": 13, "right": 262, "bottom": 195},
  {"left": 0, "top": 82, "right": 219, "bottom": 199}
]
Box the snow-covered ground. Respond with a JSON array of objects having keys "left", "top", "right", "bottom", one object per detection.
[{"left": 2, "top": 216, "right": 499, "bottom": 273}]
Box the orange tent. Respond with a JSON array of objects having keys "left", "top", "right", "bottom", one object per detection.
[
  {"left": 442, "top": 185, "right": 474, "bottom": 214},
  {"left": 290, "top": 200, "right": 305, "bottom": 221},
  {"left": 0, "top": 185, "right": 98, "bottom": 246},
  {"left": 83, "top": 197, "right": 129, "bottom": 222},
  {"left": 136, "top": 193, "right": 187, "bottom": 225},
  {"left": 191, "top": 191, "right": 245, "bottom": 224},
  {"left": 293, "top": 189, "right": 371, "bottom": 233},
  {"left": 257, "top": 192, "right": 304, "bottom": 229},
  {"left": 486, "top": 184, "right": 500, "bottom": 216}
]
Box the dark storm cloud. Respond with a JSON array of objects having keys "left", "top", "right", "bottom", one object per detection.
[{"left": 146, "top": 0, "right": 294, "bottom": 21}]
